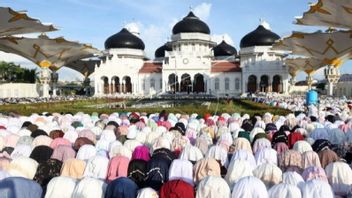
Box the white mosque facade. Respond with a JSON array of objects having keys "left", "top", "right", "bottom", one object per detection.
[{"left": 94, "top": 12, "right": 289, "bottom": 97}]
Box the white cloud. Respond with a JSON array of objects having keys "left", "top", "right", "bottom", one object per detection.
[
  {"left": 57, "top": 67, "right": 84, "bottom": 81},
  {"left": 125, "top": 22, "right": 141, "bottom": 37},
  {"left": 193, "top": 3, "right": 212, "bottom": 21},
  {"left": 0, "top": 51, "right": 36, "bottom": 69},
  {"left": 168, "top": 18, "right": 179, "bottom": 30},
  {"left": 140, "top": 23, "right": 169, "bottom": 58},
  {"left": 312, "top": 67, "right": 326, "bottom": 79},
  {"left": 211, "top": 34, "right": 234, "bottom": 45}
]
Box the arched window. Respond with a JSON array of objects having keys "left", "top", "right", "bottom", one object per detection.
[
  {"left": 225, "top": 78, "right": 230, "bottom": 90},
  {"left": 150, "top": 78, "right": 155, "bottom": 89},
  {"left": 235, "top": 78, "right": 240, "bottom": 90},
  {"left": 215, "top": 78, "right": 220, "bottom": 90},
  {"left": 159, "top": 79, "right": 162, "bottom": 90}
]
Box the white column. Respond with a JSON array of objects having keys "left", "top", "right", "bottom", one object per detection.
[
  {"left": 282, "top": 79, "right": 288, "bottom": 94},
  {"left": 324, "top": 65, "right": 340, "bottom": 96},
  {"left": 112, "top": 82, "right": 115, "bottom": 94},
  {"left": 306, "top": 74, "right": 313, "bottom": 90},
  {"left": 190, "top": 75, "right": 194, "bottom": 93},
  {"left": 242, "top": 75, "right": 246, "bottom": 94},
  {"left": 327, "top": 82, "right": 334, "bottom": 96},
  {"left": 39, "top": 68, "right": 50, "bottom": 98},
  {"left": 52, "top": 71, "right": 58, "bottom": 97},
  {"left": 42, "top": 83, "right": 50, "bottom": 98},
  {"left": 162, "top": 74, "right": 166, "bottom": 93},
  {"left": 101, "top": 81, "right": 105, "bottom": 95},
  {"left": 94, "top": 77, "right": 99, "bottom": 96},
  {"left": 107, "top": 78, "right": 112, "bottom": 95}
]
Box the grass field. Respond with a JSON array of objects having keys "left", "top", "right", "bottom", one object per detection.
[{"left": 0, "top": 98, "right": 291, "bottom": 116}]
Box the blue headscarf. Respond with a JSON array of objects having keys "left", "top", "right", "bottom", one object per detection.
[
  {"left": 105, "top": 177, "right": 138, "bottom": 198},
  {"left": 310, "top": 128, "right": 329, "bottom": 140},
  {"left": 0, "top": 177, "right": 43, "bottom": 198}
]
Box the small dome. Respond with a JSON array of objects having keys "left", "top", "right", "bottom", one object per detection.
[
  {"left": 155, "top": 42, "right": 172, "bottom": 58},
  {"left": 213, "top": 40, "right": 237, "bottom": 57},
  {"left": 172, "top": 11, "right": 210, "bottom": 35},
  {"left": 104, "top": 28, "right": 145, "bottom": 50},
  {"left": 240, "top": 25, "right": 280, "bottom": 48}
]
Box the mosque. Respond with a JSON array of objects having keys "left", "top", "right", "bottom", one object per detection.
[{"left": 93, "top": 11, "right": 289, "bottom": 97}]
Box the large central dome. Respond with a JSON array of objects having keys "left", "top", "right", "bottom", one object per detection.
[
  {"left": 104, "top": 28, "right": 145, "bottom": 50},
  {"left": 240, "top": 25, "right": 280, "bottom": 48},
  {"left": 172, "top": 11, "right": 210, "bottom": 35}
]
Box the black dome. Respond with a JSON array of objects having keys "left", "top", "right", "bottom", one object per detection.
[
  {"left": 155, "top": 42, "right": 172, "bottom": 58},
  {"left": 172, "top": 11, "right": 210, "bottom": 35},
  {"left": 213, "top": 40, "right": 237, "bottom": 57},
  {"left": 104, "top": 28, "right": 145, "bottom": 50},
  {"left": 240, "top": 25, "right": 280, "bottom": 48}
]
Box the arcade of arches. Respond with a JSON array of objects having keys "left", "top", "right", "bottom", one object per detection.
[
  {"left": 247, "top": 74, "right": 283, "bottom": 93},
  {"left": 168, "top": 73, "right": 206, "bottom": 93},
  {"left": 100, "top": 76, "right": 133, "bottom": 95}
]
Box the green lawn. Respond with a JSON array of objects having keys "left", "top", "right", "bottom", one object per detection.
[{"left": 0, "top": 98, "right": 291, "bottom": 117}]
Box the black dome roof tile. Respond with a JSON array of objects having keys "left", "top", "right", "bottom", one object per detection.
[
  {"left": 155, "top": 42, "right": 172, "bottom": 58},
  {"left": 240, "top": 25, "right": 280, "bottom": 48},
  {"left": 213, "top": 40, "right": 237, "bottom": 57},
  {"left": 172, "top": 11, "right": 210, "bottom": 35},
  {"left": 105, "top": 28, "right": 145, "bottom": 50}
]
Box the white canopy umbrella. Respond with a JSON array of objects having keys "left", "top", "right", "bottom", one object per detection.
[
  {"left": 0, "top": 7, "right": 57, "bottom": 37},
  {"left": 285, "top": 57, "right": 325, "bottom": 75},
  {"left": 272, "top": 30, "right": 352, "bottom": 68},
  {"left": 285, "top": 57, "right": 326, "bottom": 90},
  {"left": 295, "top": 0, "right": 352, "bottom": 29},
  {"left": 0, "top": 34, "right": 101, "bottom": 70},
  {"left": 65, "top": 59, "right": 101, "bottom": 77}
]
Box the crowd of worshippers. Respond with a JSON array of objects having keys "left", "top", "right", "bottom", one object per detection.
[
  {"left": 0, "top": 107, "right": 352, "bottom": 197},
  {"left": 0, "top": 95, "right": 89, "bottom": 105},
  {"left": 252, "top": 96, "right": 352, "bottom": 114}
]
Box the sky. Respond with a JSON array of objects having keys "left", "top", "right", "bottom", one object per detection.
[{"left": 1, "top": 0, "right": 352, "bottom": 81}]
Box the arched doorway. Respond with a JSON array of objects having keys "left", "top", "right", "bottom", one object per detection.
[
  {"left": 168, "top": 74, "right": 179, "bottom": 93},
  {"left": 101, "top": 76, "right": 109, "bottom": 94},
  {"left": 272, "top": 75, "right": 282, "bottom": 93},
  {"left": 247, "top": 75, "right": 257, "bottom": 93},
  {"left": 122, "top": 76, "right": 132, "bottom": 93},
  {"left": 112, "top": 76, "right": 120, "bottom": 93},
  {"left": 260, "top": 75, "right": 269, "bottom": 92},
  {"left": 180, "top": 73, "right": 191, "bottom": 93},
  {"left": 193, "top": 74, "right": 205, "bottom": 93}
]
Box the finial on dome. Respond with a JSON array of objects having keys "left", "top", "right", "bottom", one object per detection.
[
  {"left": 260, "top": 19, "right": 271, "bottom": 30},
  {"left": 124, "top": 21, "right": 140, "bottom": 37},
  {"left": 189, "top": 5, "right": 193, "bottom": 11}
]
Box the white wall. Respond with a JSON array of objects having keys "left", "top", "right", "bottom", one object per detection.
[
  {"left": 138, "top": 73, "right": 162, "bottom": 96},
  {"left": 0, "top": 83, "right": 39, "bottom": 98},
  {"left": 94, "top": 48, "right": 145, "bottom": 96},
  {"left": 240, "top": 46, "right": 289, "bottom": 94},
  {"left": 210, "top": 72, "right": 242, "bottom": 97}
]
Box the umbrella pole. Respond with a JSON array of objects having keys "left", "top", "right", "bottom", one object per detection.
[{"left": 306, "top": 74, "right": 313, "bottom": 91}]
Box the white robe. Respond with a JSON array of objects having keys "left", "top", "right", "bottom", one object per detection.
[{"left": 45, "top": 176, "right": 77, "bottom": 198}]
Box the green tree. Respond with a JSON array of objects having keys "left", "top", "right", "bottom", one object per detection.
[{"left": 0, "top": 61, "right": 37, "bottom": 83}]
